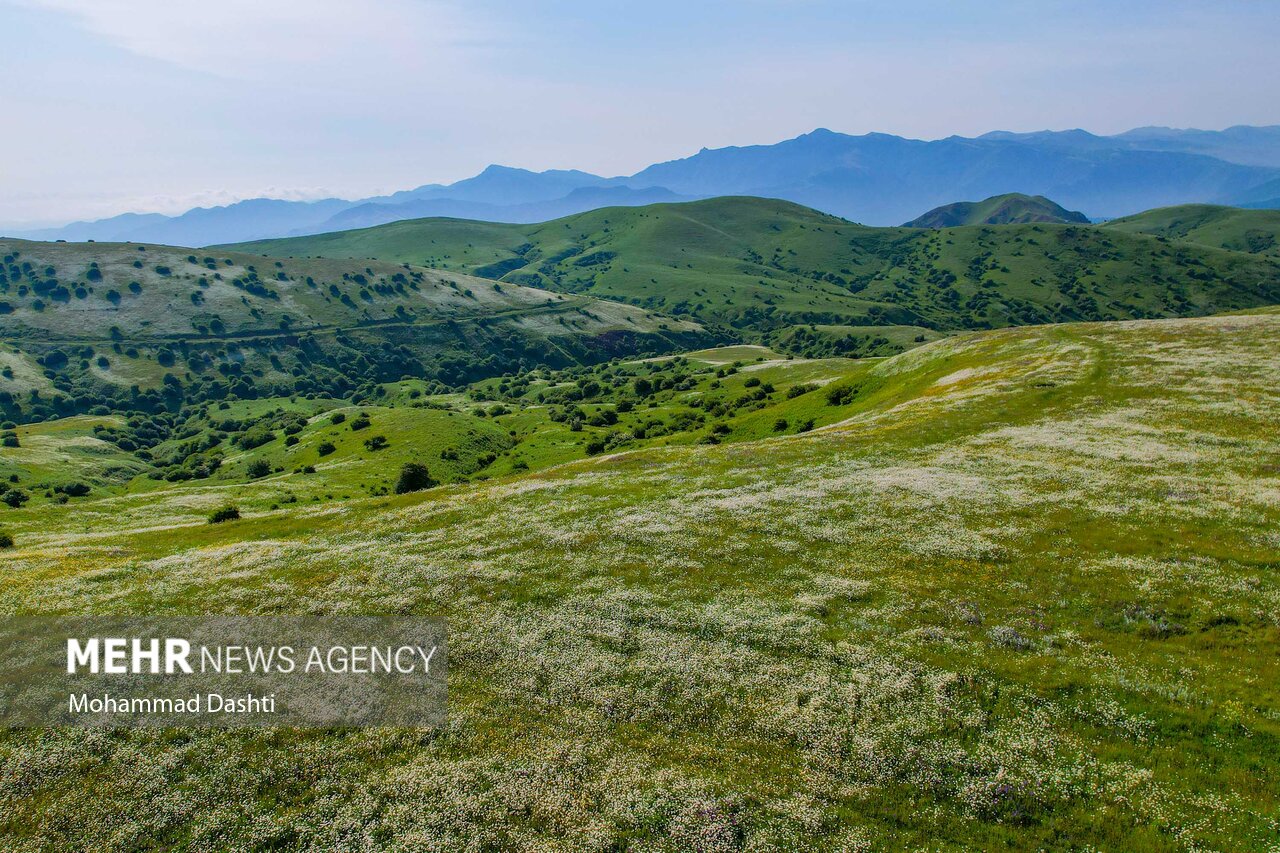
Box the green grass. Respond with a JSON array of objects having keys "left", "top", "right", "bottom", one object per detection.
[
  {"left": 902, "top": 192, "right": 1091, "bottom": 227},
  {"left": 1, "top": 310, "right": 1277, "bottom": 849},
  {"left": 232, "top": 196, "right": 1280, "bottom": 342},
  {"left": 1103, "top": 203, "right": 1280, "bottom": 256},
  {"left": 0, "top": 239, "right": 713, "bottom": 424}
]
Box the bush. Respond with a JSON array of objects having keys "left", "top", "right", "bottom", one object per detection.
[
  {"left": 246, "top": 459, "right": 271, "bottom": 479},
  {"left": 57, "top": 482, "right": 91, "bottom": 497},
  {"left": 238, "top": 427, "right": 274, "bottom": 450},
  {"left": 394, "top": 463, "right": 436, "bottom": 494},
  {"left": 786, "top": 383, "right": 817, "bottom": 399},
  {"left": 825, "top": 385, "right": 856, "bottom": 406},
  {"left": 1, "top": 489, "right": 29, "bottom": 508},
  {"left": 1, "top": 433, "right": 17, "bottom": 448},
  {"left": 284, "top": 435, "right": 299, "bottom": 447},
  {"left": 329, "top": 412, "right": 346, "bottom": 425},
  {"left": 208, "top": 506, "right": 240, "bottom": 524},
  {"left": 317, "top": 441, "right": 336, "bottom": 457},
  {"left": 350, "top": 414, "right": 371, "bottom": 431},
  {"left": 363, "top": 435, "right": 388, "bottom": 451},
  {"left": 0, "top": 532, "right": 13, "bottom": 548},
  {"left": 773, "top": 418, "right": 789, "bottom": 432}
]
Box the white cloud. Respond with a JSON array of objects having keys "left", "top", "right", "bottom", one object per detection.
[{"left": 12, "top": 0, "right": 498, "bottom": 81}]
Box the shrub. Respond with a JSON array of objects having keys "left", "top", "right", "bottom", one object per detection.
[
  {"left": 1, "top": 433, "right": 17, "bottom": 448},
  {"left": 329, "top": 412, "right": 346, "bottom": 425},
  {"left": 57, "top": 482, "right": 91, "bottom": 497},
  {"left": 363, "top": 435, "right": 388, "bottom": 451},
  {"left": 238, "top": 427, "right": 274, "bottom": 450},
  {"left": 284, "top": 435, "right": 299, "bottom": 447},
  {"left": 0, "top": 532, "right": 13, "bottom": 548},
  {"left": 349, "top": 414, "right": 371, "bottom": 431},
  {"left": 246, "top": 459, "right": 271, "bottom": 479},
  {"left": 773, "top": 418, "right": 789, "bottom": 432},
  {"left": 208, "top": 506, "right": 240, "bottom": 524},
  {"left": 786, "top": 383, "right": 817, "bottom": 399},
  {"left": 394, "top": 462, "right": 436, "bottom": 494},
  {"left": 825, "top": 385, "right": 856, "bottom": 406},
  {"left": 1, "top": 489, "right": 29, "bottom": 508},
  {"left": 744, "top": 377, "right": 761, "bottom": 388},
  {"left": 317, "top": 441, "right": 336, "bottom": 457}
]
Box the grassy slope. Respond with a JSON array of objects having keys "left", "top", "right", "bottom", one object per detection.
[
  {"left": 1103, "top": 204, "right": 1280, "bottom": 256},
  {"left": 0, "top": 238, "right": 699, "bottom": 344},
  {"left": 233, "top": 197, "right": 1280, "bottom": 337},
  {"left": 902, "top": 192, "right": 1091, "bottom": 227},
  {"left": 2, "top": 311, "right": 1277, "bottom": 850},
  {"left": 0, "top": 240, "right": 711, "bottom": 422}
]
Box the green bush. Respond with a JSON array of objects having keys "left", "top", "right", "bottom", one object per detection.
[
  {"left": 0, "top": 532, "right": 13, "bottom": 548},
  {"left": 208, "top": 506, "right": 240, "bottom": 524},
  {"left": 786, "top": 383, "right": 817, "bottom": 399},
  {"left": 246, "top": 459, "right": 271, "bottom": 479},
  {"left": 1, "top": 489, "right": 28, "bottom": 508},
  {"left": 363, "top": 435, "right": 388, "bottom": 451},
  {"left": 317, "top": 441, "right": 336, "bottom": 457},
  {"left": 394, "top": 463, "right": 436, "bottom": 494}
]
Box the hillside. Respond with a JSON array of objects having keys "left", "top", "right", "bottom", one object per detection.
[
  {"left": 903, "top": 193, "right": 1090, "bottom": 227},
  {"left": 1102, "top": 204, "right": 1280, "bottom": 256},
  {"left": 2, "top": 310, "right": 1277, "bottom": 849},
  {"left": 234, "top": 197, "right": 1280, "bottom": 344},
  {"left": 0, "top": 238, "right": 711, "bottom": 423}
]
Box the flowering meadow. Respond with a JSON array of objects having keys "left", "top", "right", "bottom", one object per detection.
[{"left": 1, "top": 311, "right": 1278, "bottom": 851}]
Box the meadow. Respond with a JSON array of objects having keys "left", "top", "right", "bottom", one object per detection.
[{"left": 1, "top": 309, "right": 1276, "bottom": 851}]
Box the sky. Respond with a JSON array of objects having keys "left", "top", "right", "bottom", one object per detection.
[{"left": 2, "top": 0, "right": 1278, "bottom": 228}]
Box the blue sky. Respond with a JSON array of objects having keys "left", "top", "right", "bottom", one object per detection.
[{"left": 2, "top": 0, "right": 1278, "bottom": 226}]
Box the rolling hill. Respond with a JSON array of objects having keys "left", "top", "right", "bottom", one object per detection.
[
  {"left": 903, "top": 193, "right": 1090, "bottom": 227},
  {"left": 233, "top": 197, "right": 1280, "bottom": 344},
  {"left": 0, "top": 238, "right": 711, "bottom": 423},
  {"left": 1102, "top": 204, "right": 1280, "bottom": 256},
  {"left": 2, "top": 309, "right": 1277, "bottom": 850}
]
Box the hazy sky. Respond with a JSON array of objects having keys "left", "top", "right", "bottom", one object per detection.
[{"left": 3, "top": 0, "right": 1278, "bottom": 227}]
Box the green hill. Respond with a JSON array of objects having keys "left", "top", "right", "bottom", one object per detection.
[
  {"left": 232, "top": 197, "right": 1280, "bottom": 345},
  {"left": 1102, "top": 203, "right": 1280, "bottom": 256},
  {"left": 2, "top": 309, "right": 1277, "bottom": 850},
  {"left": 0, "top": 239, "right": 712, "bottom": 423},
  {"left": 902, "top": 192, "right": 1091, "bottom": 227}
]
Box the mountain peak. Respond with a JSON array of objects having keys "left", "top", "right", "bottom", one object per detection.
[{"left": 903, "top": 193, "right": 1092, "bottom": 228}]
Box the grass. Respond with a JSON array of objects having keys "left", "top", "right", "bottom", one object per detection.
[
  {"left": 1102, "top": 203, "right": 1280, "bottom": 256},
  {"left": 1, "top": 310, "right": 1277, "bottom": 849},
  {"left": 232, "top": 197, "right": 1280, "bottom": 343}
]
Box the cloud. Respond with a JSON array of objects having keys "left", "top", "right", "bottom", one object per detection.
[{"left": 11, "top": 0, "right": 499, "bottom": 81}]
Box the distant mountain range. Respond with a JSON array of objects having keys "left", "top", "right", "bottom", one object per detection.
[{"left": 12, "top": 125, "right": 1280, "bottom": 245}]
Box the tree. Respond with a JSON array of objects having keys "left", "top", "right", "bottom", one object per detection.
[{"left": 394, "top": 462, "right": 436, "bottom": 494}]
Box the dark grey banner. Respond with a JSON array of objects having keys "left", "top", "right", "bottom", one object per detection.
[{"left": 0, "top": 616, "right": 446, "bottom": 727}]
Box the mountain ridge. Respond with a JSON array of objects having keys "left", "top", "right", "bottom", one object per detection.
[{"left": 13, "top": 125, "right": 1280, "bottom": 245}]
